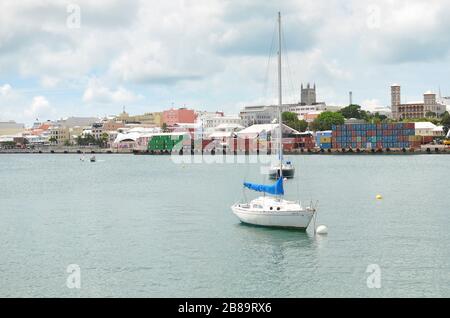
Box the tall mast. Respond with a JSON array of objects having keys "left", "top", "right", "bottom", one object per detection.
[{"left": 277, "top": 12, "right": 283, "bottom": 174}]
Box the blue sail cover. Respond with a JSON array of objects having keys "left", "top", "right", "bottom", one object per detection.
[{"left": 243, "top": 177, "right": 284, "bottom": 195}]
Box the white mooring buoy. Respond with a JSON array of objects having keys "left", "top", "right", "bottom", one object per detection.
[{"left": 316, "top": 225, "right": 328, "bottom": 235}]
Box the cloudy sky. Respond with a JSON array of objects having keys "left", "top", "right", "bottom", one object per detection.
[{"left": 1, "top": 0, "right": 450, "bottom": 125}]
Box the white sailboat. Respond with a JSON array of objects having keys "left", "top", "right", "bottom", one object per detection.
[{"left": 231, "top": 12, "right": 316, "bottom": 230}]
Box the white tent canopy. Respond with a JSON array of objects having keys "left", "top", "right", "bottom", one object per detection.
[{"left": 236, "top": 124, "right": 300, "bottom": 139}]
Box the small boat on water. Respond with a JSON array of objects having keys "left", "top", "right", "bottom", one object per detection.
[
  {"left": 90, "top": 155, "right": 96, "bottom": 162},
  {"left": 269, "top": 161, "right": 295, "bottom": 179}
]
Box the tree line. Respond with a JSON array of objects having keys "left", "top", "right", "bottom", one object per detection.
[{"left": 282, "top": 104, "right": 450, "bottom": 132}]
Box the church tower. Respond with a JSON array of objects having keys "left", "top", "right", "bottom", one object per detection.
[{"left": 301, "top": 82, "right": 317, "bottom": 105}]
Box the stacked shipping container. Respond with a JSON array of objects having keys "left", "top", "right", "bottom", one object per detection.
[
  {"left": 316, "top": 131, "right": 332, "bottom": 149},
  {"left": 331, "top": 123, "right": 418, "bottom": 149}
]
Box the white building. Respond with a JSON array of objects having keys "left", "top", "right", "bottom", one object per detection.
[
  {"left": 240, "top": 103, "right": 341, "bottom": 127},
  {"left": 415, "top": 122, "right": 444, "bottom": 137},
  {"left": 206, "top": 123, "right": 244, "bottom": 139},
  {"left": 391, "top": 85, "right": 446, "bottom": 119},
  {"left": 203, "top": 115, "right": 242, "bottom": 129},
  {"left": 285, "top": 103, "right": 342, "bottom": 117},
  {"left": 239, "top": 105, "right": 279, "bottom": 127}
]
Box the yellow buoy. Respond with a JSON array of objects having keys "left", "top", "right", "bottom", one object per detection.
[{"left": 376, "top": 194, "right": 383, "bottom": 200}]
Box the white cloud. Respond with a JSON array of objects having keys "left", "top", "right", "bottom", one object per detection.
[
  {"left": 1, "top": 0, "right": 450, "bottom": 123},
  {"left": 0, "top": 84, "right": 12, "bottom": 96},
  {"left": 24, "top": 96, "right": 55, "bottom": 119},
  {"left": 82, "top": 78, "right": 142, "bottom": 104},
  {"left": 361, "top": 99, "right": 383, "bottom": 111}
]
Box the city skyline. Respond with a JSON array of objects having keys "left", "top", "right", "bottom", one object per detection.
[{"left": 2, "top": 0, "right": 450, "bottom": 125}]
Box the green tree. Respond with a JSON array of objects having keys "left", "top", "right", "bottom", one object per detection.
[
  {"left": 282, "top": 112, "right": 297, "bottom": 122},
  {"left": 282, "top": 112, "right": 308, "bottom": 132},
  {"left": 76, "top": 134, "right": 96, "bottom": 146},
  {"left": 63, "top": 139, "right": 71, "bottom": 146},
  {"left": 291, "top": 119, "right": 308, "bottom": 132},
  {"left": 425, "top": 111, "right": 437, "bottom": 118},
  {"left": 366, "top": 112, "right": 388, "bottom": 124},
  {"left": 311, "top": 111, "right": 345, "bottom": 131},
  {"left": 3, "top": 141, "right": 16, "bottom": 148},
  {"left": 99, "top": 132, "right": 109, "bottom": 148},
  {"left": 162, "top": 123, "right": 168, "bottom": 132},
  {"left": 49, "top": 136, "right": 57, "bottom": 144},
  {"left": 441, "top": 111, "right": 450, "bottom": 127},
  {"left": 338, "top": 104, "right": 368, "bottom": 120}
]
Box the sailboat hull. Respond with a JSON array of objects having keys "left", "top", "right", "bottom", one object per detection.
[{"left": 231, "top": 198, "right": 315, "bottom": 229}]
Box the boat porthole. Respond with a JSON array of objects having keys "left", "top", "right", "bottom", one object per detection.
[
  {"left": 270, "top": 207, "right": 273, "bottom": 210},
  {"left": 277, "top": 207, "right": 280, "bottom": 211}
]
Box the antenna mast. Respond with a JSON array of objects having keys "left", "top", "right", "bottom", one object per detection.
[{"left": 277, "top": 12, "right": 283, "bottom": 172}]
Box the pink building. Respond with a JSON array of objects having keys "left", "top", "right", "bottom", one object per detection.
[{"left": 162, "top": 108, "right": 196, "bottom": 126}]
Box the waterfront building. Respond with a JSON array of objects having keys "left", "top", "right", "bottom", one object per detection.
[
  {"left": 414, "top": 122, "right": 444, "bottom": 137},
  {"left": 69, "top": 126, "right": 87, "bottom": 143},
  {"left": 195, "top": 110, "right": 224, "bottom": 120},
  {"left": 0, "top": 134, "right": 25, "bottom": 147},
  {"left": 48, "top": 125, "right": 92, "bottom": 145},
  {"left": 116, "top": 110, "right": 162, "bottom": 127},
  {"left": 0, "top": 121, "right": 25, "bottom": 136},
  {"left": 240, "top": 104, "right": 339, "bottom": 127},
  {"left": 91, "top": 123, "right": 104, "bottom": 140},
  {"left": 24, "top": 134, "right": 47, "bottom": 145},
  {"left": 49, "top": 126, "right": 70, "bottom": 145},
  {"left": 299, "top": 111, "right": 321, "bottom": 123},
  {"left": 56, "top": 117, "right": 99, "bottom": 128},
  {"left": 206, "top": 123, "right": 244, "bottom": 139},
  {"left": 162, "top": 108, "right": 196, "bottom": 126},
  {"left": 241, "top": 84, "right": 339, "bottom": 126},
  {"left": 102, "top": 120, "right": 125, "bottom": 132},
  {"left": 203, "top": 115, "right": 242, "bottom": 129},
  {"left": 391, "top": 84, "right": 446, "bottom": 119},
  {"left": 239, "top": 105, "right": 279, "bottom": 127}
]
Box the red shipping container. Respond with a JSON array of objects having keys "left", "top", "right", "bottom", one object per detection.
[{"left": 422, "top": 136, "right": 433, "bottom": 144}]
